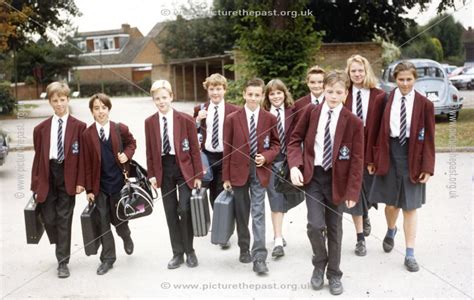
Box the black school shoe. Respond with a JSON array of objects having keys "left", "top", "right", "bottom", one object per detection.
[
  {"left": 354, "top": 240, "right": 367, "bottom": 256},
  {"left": 167, "top": 254, "right": 184, "bottom": 269},
  {"left": 186, "top": 252, "right": 198, "bottom": 268},
  {"left": 310, "top": 268, "right": 324, "bottom": 290},
  {"left": 253, "top": 258, "right": 269, "bottom": 274},
  {"left": 57, "top": 263, "right": 70, "bottom": 278},
  {"left": 239, "top": 251, "right": 252, "bottom": 263},
  {"left": 96, "top": 262, "right": 113, "bottom": 275},
  {"left": 123, "top": 236, "right": 134, "bottom": 255},
  {"left": 328, "top": 277, "right": 343, "bottom": 295},
  {"left": 404, "top": 256, "right": 420, "bottom": 272},
  {"left": 272, "top": 245, "right": 285, "bottom": 258},
  {"left": 383, "top": 227, "right": 397, "bottom": 253}
]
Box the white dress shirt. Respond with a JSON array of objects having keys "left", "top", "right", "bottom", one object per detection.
[
  {"left": 159, "top": 109, "right": 175, "bottom": 155},
  {"left": 351, "top": 86, "right": 370, "bottom": 126},
  {"left": 314, "top": 102, "right": 343, "bottom": 166},
  {"left": 311, "top": 93, "right": 324, "bottom": 105},
  {"left": 390, "top": 88, "right": 415, "bottom": 138},
  {"left": 95, "top": 121, "right": 110, "bottom": 141},
  {"left": 270, "top": 105, "right": 285, "bottom": 131},
  {"left": 205, "top": 101, "right": 225, "bottom": 152},
  {"left": 49, "top": 113, "right": 69, "bottom": 159},
  {"left": 244, "top": 104, "right": 260, "bottom": 134}
]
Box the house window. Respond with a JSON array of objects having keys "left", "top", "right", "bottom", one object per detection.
[
  {"left": 93, "top": 37, "right": 115, "bottom": 51},
  {"left": 78, "top": 41, "right": 86, "bottom": 51}
]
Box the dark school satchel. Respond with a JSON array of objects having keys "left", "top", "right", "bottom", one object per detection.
[
  {"left": 24, "top": 194, "right": 45, "bottom": 244},
  {"left": 80, "top": 203, "right": 100, "bottom": 256},
  {"left": 114, "top": 123, "right": 157, "bottom": 221},
  {"left": 273, "top": 160, "right": 305, "bottom": 210}
]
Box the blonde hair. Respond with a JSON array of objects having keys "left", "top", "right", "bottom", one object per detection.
[
  {"left": 263, "top": 79, "right": 294, "bottom": 110},
  {"left": 305, "top": 65, "right": 326, "bottom": 82},
  {"left": 203, "top": 73, "right": 227, "bottom": 90},
  {"left": 393, "top": 61, "right": 418, "bottom": 80},
  {"left": 150, "top": 80, "right": 173, "bottom": 96},
  {"left": 46, "top": 81, "right": 70, "bottom": 100},
  {"left": 345, "top": 54, "right": 378, "bottom": 88},
  {"left": 324, "top": 70, "right": 351, "bottom": 90}
]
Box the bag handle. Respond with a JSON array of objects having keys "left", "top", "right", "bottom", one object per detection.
[{"left": 114, "top": 122, "right": 128, "bottom": 179}]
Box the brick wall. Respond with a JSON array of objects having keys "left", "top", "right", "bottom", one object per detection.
[
  {"left": 315, "top": 42, "right": 384, "bottom": 77},
  {"left": 76, "top": 67, "right": 132, "bottom": 84}
]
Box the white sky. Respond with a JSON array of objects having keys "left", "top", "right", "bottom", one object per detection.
[{"left": 72, "top": 0, "right": 473, "bottom": 37}]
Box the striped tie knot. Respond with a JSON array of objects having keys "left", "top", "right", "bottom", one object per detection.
[
  {"left": 399, "top": 96, "right": 407, "bottom": 146},
  {"left": 99, "top": 127, "right": 106, "bottom": 141},
  {"left": 57, "top": 118, "right": 64, "bottom": 161},
  {"left": 356, "top": 90, "right": 363, "bottom": 120},
  {"left": 276, "top": 108, "right": 286, "bottom": 154},
  {"left": 212, "top": 105, "right": 219, "bottom": 149},
  {"left": 322, "top": 109, "right": 333, "bottom": 171},
  {"left": 249, "top": 113, "right": 257, "bottom": 158},
  {"left": 162, "top": 116, "right": 171, "bottom": 155}
]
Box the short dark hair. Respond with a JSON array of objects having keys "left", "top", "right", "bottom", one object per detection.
[
  {"left": 243, "top": 78, "right": 265, "bottom": 92},
  {"left": 89, "top": 93, "right": 112, "bottom": 111}
]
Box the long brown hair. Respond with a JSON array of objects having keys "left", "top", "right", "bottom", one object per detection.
[{"left": 263, "top": 79, "right": 294, "bottom": 111}]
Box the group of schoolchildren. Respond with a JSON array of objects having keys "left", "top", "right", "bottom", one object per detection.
[{"left": 30, "top": 54, "right": 435, "bottom": 296}]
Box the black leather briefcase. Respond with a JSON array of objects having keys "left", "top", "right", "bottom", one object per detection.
[
  {"left": 24, "top": 195, "right": 44, "bottom": 244},
  {"left": 81, "top": 203, "right": 100, "bottom": 256}
]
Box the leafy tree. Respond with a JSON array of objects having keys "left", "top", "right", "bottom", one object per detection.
[
  {"left": 0, "top": 0, "right": 80, "bottom": 52},
  {"left": 233, "top": 0, "right": 323, "bottom": 100},
  {"left": 424, "top": 14, "right": 464, "bottom": 59}
]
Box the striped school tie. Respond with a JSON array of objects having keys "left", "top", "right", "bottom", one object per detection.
[
  {"left": 162, "top": 116, "right": 171, "bottom": 155},
  {"left": 57, "top": 118, "right": 64, "bottom": 161},
  {"left": 399, "top": 96, "right": 407, "bottom": 146},
  {"left": 276, "top": 108, "right": 286, "bottom": 154},
  {"left": 99, "top": 127, "right": 106, "bottom": 141},
  {"left": 249, "top": 114, "right": 257, "bottom": 158},
  {"left": 322, "top": 110, "right": 333, "bottom": 171},
  {"left": 212, "top": 105, "right": 219, "bottom": 149},
  {"left": 356, "top": 90, "right": 363, "bottom": 120}
]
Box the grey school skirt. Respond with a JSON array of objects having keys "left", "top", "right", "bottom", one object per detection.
[
  {"left": 266, "top": 154, "right": 287, "bottom": 213},
  {"left": 343, "top": 169, "right": 374, "bottom": 216},
  {"left": 369, "top": 138, "right": 426, "bottom": 210}
]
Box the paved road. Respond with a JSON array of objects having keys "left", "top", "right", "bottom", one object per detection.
[{"left": 0, "top": 97, "right": 472, "bottom": 299}]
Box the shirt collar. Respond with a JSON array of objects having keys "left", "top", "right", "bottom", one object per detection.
[
  {"left": 159, "top": 108, "right": 173, "bottom": 120},
  {"left": 395, "top": 88, "right": 415, "bottom": 102},
  {"left": 322, "top": 101, "right": 343, "bottom": 116},
  {"left": 244, "top": 104, "right": 260, "bottom": 117},
  {"left": 311, "top": 93, "right": 323, "bottom": 103},
  {"left": 270, "top": 105, "right": 284, "bottom": 113},
  {"left": 53, "top": 113, "right": 69, "bottom": 123},
  {"left": 95, "top": 120, "right": 110, "bottom": 131},
  {"left": 209, "top": 100, "right": 223, "bottom": 109}
]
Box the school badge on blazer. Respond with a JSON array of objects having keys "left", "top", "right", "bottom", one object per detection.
[
  {"left": 418, "top": 128, "right": 425, "bottom": 141},
  {"left": 72, "top": 141, "right": 79, "bottom": 154},
  {"left": 339, "top": 145, "right": 350, "bottom": 160},
  {"left": 263, "top": 135, "right": 270, "bottom": 149},
  {"left": 182, "top": 138, "right": 190, "bottom": 152}
]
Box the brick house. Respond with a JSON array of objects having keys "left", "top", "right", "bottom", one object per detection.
[{"left": 70, "top": 24, "right": 163, "bottom": 88}]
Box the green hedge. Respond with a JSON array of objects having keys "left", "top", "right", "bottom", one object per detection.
[{"left": 0, "top": 81, "right": 16, "bottom": 114}]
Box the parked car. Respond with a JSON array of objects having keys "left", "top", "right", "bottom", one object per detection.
[
  {"left": 442, "top": 64, "right": 458, "bottom": 77},
  {"left": 380, "top": 59, "right": 463, "bottom": 119},
  {"left": 0, "top": 133, "right": 9, "bottom": 166},
  {"left": 449, "top": 67, "right": 474, "bottom": 90}
]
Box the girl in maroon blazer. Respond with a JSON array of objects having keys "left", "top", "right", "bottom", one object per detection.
[
  {"left": 262, "top": 79, "right": 296, "bottom": 258},
  {"left": 368, "top": 61, "right": 435, "bottom": 272},
  {"left": 343, "top": 54, "right": 385, "bottom": 256},
  {"left": 145, "top": 80, "right": 203, "bottom": 270},
  {"left": 82, "top": 93, "right": 137, "bottom": 275}
]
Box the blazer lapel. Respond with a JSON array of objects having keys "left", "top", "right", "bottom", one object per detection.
[
  {"left": 345, "top": 87, "right": 353, "bottom": 111},
  {"left": 42, "top": 117, "right": 52, "bottom": 162},
  {"left": 63, "top": 117, "right": 74, "bottom": 159},
  {"left": 307, "top": 106, "right": 321, "bottom": 151},
  {"left": 409, "top": 92, "right": 423, "bottom": 151},
  {"left": 333, "top": 109, "right": 349, "bottom": 161},
  {"left": 173, "top": 111, "right": 181, "bottom": 152},
  {"left": 238, "top": 109, "right": 250, "bottom": 145},
  {"left": 284, "top": 107, "right": 293, "bottom": 135},
  {"left": 152, "top": 113, "right": 162, "bottom": 153}
]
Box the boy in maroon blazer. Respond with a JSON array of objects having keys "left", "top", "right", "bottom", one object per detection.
[
  {"left": 222, "top": 78, "right": 280, "bottom": 275},
  {"left": 294, "top": 66, "right": 326, "bottom": 118},
  {"left": 193, "top": 74, "right": 238, "bottom": 219},
  {"left": 82, "top": 93, "right": 136, "bottom": 275},
  {"left": 145, "top": 80, "right": 203, "bottom": 270},
  {"left": 288, "top": 70, "right": 364, "bottom": 295},
  {"left": 31, "top": 81, "right": 86, "bottom": 278}
]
